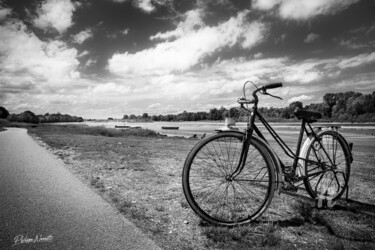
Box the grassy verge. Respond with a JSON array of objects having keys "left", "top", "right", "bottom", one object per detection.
[
  {"left": 27, "top": 125, "right": 375, "bottom": 249},
  {"left": 43, "top": 124, "right": 158, "bottom": 137}
]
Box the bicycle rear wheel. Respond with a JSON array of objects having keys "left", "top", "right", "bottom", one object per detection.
[
  {"left": 182, "top": 132, "right": 276, "bottom": 226},
  {"left": 303, "top": 130, "right": 351, "bottom": 201}
]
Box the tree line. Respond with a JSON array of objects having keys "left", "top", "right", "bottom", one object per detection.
[
  {"left": 0, "top": 107, "right": 83, "bottom": 124},
  {"left": 124, "top": 91, "right": 375, "bottom": 122},
  {"left": 1, "top": 91, "right": 374, "bottom": 124}
]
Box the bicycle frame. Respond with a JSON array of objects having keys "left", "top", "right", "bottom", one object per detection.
[{"left": 232, "top": 105, "right": 336, "bottom": 183}]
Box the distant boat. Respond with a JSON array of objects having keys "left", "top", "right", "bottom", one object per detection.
[
  {"left": 115, "top": 125, "right": 130, "bottom": 128},
  {"left": 162, "top": 126, "right": 179, "bottom": 130}
]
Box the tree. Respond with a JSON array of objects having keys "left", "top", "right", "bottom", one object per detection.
[
  {"left": 323, "top": 93, "right": 337, "bottom": 118},
  {"left": 229, "top": 107, "right": 240, "bottom": 119},
  {"left": 151, "top": 115, "right": 158, "bottom": 121},
  {"left": 289, "top": 101, "right": 303, "bottom": 110},
  {"left": 142, "top": 113, "right": 149, "bottom": 119},
  {"left": 21, "top": 111, "right": 39, "bottom": 123},
  {"left": 123, "top": 114, "right": 129, "bottom": 119},
  {"left": 7, "top": 110, "right": 39, "bottom": 124},
  {"left": 0, "top": 106, "right": 9, "bottom": 119}
]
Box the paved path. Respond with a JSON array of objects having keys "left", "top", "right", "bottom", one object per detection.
[{"left": 0, "top": 128, "right": 161, "bottom": 249}]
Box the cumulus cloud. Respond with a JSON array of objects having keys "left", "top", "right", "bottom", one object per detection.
[
  {"left": 121, "top": 28, "right": 130, "bottom": 35},
  {"left": 72, "top": 28, "right": 93, "bottom": 44},
  {"left": 0, "top": 6, "right": 11, "bottom": 20},
  {"left": 304, "top": 33, "right": 319, "bottom": 43},
  {"left": 0, "top": 19, "right": 80, "bottom": 91},
  {"left": 288, "top": 95, "right": 314, "bottom": 104},
  {"left": 134, "top": 0, "right": 155, "bottom": 13},
  {"left": 85, "top": 58, "right": 97, "bottom": 67},
  {"left": 90, "top": 82, "right": 131, "bottom": 95},
  {"left": 253, "top": 0, "right": 360, "bottom": 20},
  {"left": 106, "top": 47, "right": 375, "bottom": 114},
  {"left": 108, "top": 10, "right": 268, "bottom": 75},
  {"left": 112, "top": 0, "right": 173, "bottom": 13},
  {"left": 33, "top": 0, "right": 77, "bottom": 34}
]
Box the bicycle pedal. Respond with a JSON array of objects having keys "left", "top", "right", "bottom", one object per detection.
[{"left": 282, "top": 182, "right": 298, "bottom": 192}]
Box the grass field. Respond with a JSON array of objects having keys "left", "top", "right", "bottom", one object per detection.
[{"left": 27, "top": 124, "right": 375, "bottom": 249}]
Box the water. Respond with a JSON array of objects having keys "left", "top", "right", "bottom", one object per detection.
[
  {"left": 85, "top": 121, "right": 233, "bottom": 138},
  {"left": 81, "top": 121, "right": 375, "bottom": 138}
]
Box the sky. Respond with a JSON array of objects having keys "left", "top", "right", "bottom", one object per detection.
[{"left": 0, "top": 0, "right": 374, "bottom": 119}]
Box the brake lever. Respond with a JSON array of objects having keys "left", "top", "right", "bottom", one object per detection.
[{"left": 263, "top": 91, "right": 283, "bottom": 100}]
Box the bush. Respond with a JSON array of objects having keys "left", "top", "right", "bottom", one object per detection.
[
  {"left": 45, "top": 125, "right": 158, "bottom": 137},
  {"left": 80, "top": 126, "right": 157, "bottom": 137},
  {"left": 0, "top": 106, "right": 9, "bottom": 119}
]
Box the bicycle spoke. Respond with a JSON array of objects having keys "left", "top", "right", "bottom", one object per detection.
[
  {"left": 197, "top": 150, "right": 227, "bottom": 176},
  {"left": 303, "top": 131, "right": 350, "bottom": 201}
]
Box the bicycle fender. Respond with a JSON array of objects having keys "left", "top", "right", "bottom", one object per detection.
[
  {"left": 299, "top": 130, "right": 353, "bottom": 173},
  {"left": 216, "top": 130, "right": 283, "bottom": 194},
  {"left": 317, "top": 130, "right": 353, "bottom": 163},
  {"left": 339, "top": 133, "right": 353, "bottom": 163}
]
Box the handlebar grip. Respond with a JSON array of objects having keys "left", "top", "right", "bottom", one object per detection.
[{"left": 264, "top": 82, "right": 282, "bottom": 90}]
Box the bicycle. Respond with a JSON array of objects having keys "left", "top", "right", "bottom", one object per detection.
[{"left": 182, "top": 82, "right": 353, "bottom": 226}]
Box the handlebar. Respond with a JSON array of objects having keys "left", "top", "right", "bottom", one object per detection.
[
  {"left": 238, "top": 82, "right": 283, "bottom": 107},
  {"left": 263, "top": 82, "right": 282, "bottom": 90}
]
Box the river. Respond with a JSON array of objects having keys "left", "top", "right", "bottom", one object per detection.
[{"left": 81, "top": 120, "right": 375, "bottom": 138}]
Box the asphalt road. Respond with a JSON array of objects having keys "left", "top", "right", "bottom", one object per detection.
[{"left": 0, "top": 128, "right": 161, "bottom": 249}]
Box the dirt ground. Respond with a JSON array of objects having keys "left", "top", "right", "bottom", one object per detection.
[{"left": 27, "top": 125, "right": 375, "bottom": 249}]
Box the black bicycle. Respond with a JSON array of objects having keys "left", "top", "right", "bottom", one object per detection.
[{"left": 182, "top": 82, "right": 353, "bottom": 226}]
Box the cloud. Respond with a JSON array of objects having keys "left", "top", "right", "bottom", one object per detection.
[
  {"left": 148, "top": 103, "right": 162, "bottom": 109},
  {"left": 336, "top": 52, "right": 375, "bottom": 69},
  {"left": 288, "top": 95, "right": 314, "bottom": 104},
  {"left": 78, "top": 50, "right": 90, "bottom": 58},
  {"left": 33, "top": 0, "right": 77, "bottom": 34},
  {"left": 72, "top": 28, "right": 93, "bottom": 44},
  {"left": 338, "top": 39, "right": 374, "bottom": 50},
  {"left": 107, "top": 28, "right": 130, "bottom": 39},
  {"left": 106, "top": 48, "right": 375, "bottom": 116},
  {"left": 133, "top": 0, "right": 155, "bottom": 13},
  {"left": 253, "top": 0, "right": 360, "bottom": 20},
  {"left": 108, "top": 10, "right": 268, "bottom": 75},
  {"left": 121, "top": 28, "right": 130, "bottom": 35},
  {"left": 304, "top": 33, "right": 319, "bottom": 43},
  {"left": 89, "top": 82, "right": 131, "bottom": 95},
  {"left": 0, "top": 81, "right": 35, "bottom": 94},
  {"left": 0, "top": 6, "right": 11, "bottom": 20},
  {"left": 111, "top": 0, "right": 174, "bottom": 13},
  {"left": 0, "top": 19, "right": 80, "bottom": 92},
  {"left": 85, "top": 58, "right": 97, "bottom": 67}
]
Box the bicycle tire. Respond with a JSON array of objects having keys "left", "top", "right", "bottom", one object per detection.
[
  {"left": 303, "top": 130, "right": 351, "bottom": 201},
  {"left": 182, "top": 131, "right": 276, "bottom": 226}
]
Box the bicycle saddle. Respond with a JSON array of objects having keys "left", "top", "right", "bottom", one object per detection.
[{"left": 294, "top": 108, "right": 322, "bottom": 123}]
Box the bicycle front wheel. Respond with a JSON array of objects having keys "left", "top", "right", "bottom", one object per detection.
[
  {"left": 303, "top": 130, "right": 351, "bottom": 201},
  {"left": 182, "top": 132, "right": 276, "bottom": 226}
]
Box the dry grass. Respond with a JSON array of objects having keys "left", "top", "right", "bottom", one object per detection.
[{"left": 28, "top": 125, "right": 375, "bottom": 249}]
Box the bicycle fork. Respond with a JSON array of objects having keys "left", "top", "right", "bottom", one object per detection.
[{"left": 226, "top": 127, "right": 254, "bottom": 181}]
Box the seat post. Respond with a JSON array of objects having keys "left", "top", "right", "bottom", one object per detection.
[{"left": 293, "top": 119, "right": 306, "bottom": 171}]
